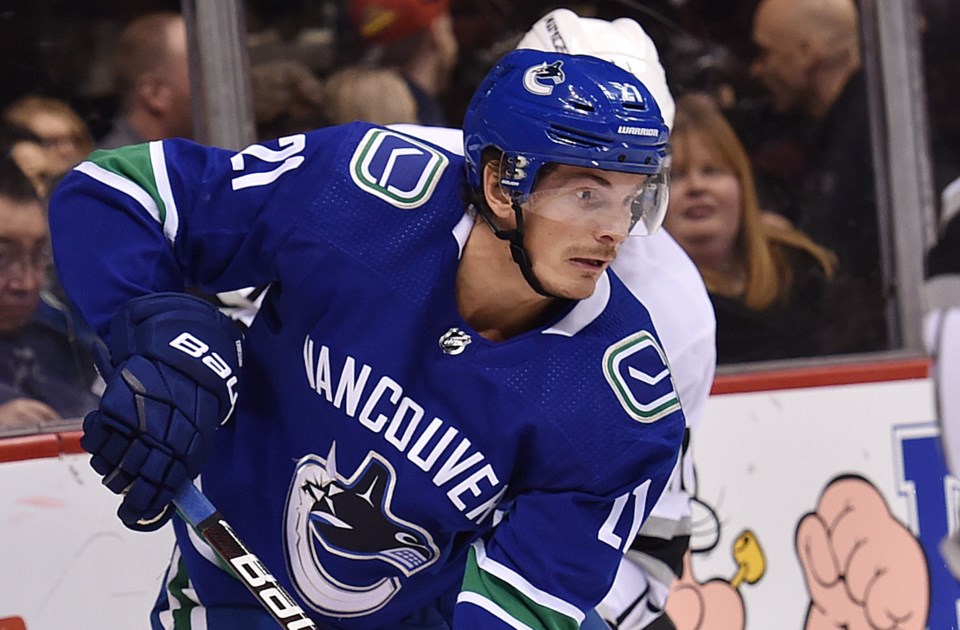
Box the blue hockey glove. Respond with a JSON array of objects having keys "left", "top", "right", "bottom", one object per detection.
[{"left": 81, "top": 293, "right": 243, "bottom": 531}]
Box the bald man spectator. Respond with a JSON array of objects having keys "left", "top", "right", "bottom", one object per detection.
[
  {"left": 98, "top": 12, "right": 193, "bottom": 149},
  {"left": 751, "top": 0, "right": 885, "bottom": 352},
  {"left": 347, "top": 0, "right": 458, "bottom": 126}
]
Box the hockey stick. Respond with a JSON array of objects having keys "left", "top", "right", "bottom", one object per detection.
[{"left": 172, "top": 483, "right": 318, "bottom": 630}]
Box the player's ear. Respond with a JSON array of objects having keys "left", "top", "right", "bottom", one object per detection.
[{"left": 482, "top": 160, "right": 513, "bottom": 220}]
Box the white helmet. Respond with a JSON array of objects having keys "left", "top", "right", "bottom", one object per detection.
[{"left": 516, "top": 8, "right": 675, "bottom": 129}]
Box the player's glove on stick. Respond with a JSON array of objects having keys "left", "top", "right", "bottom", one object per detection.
[{"left": 82, "top": 293, "right": 243, "bottom": 531}]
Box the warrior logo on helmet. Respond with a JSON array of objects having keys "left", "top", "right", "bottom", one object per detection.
[
  {"left": 523, "top": 60, "right": 565, "bottom": 96},
  {"left": 284, "top": 443, "right": 439, "bottom": 617}
]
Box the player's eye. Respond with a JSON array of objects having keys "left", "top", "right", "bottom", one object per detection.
[{"left": 574, "top": 188, "right": 605, "bottom": 208}]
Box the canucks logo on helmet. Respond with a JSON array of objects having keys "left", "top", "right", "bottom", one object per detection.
[{"left": 522, "top": 60, "right": 566, "bottom": 96}]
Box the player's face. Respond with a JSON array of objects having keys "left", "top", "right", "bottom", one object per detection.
[
  {"left": 521, "top": 165, "right": 644, "bottom": 300},
  {"left": 0, "top": 197, "right": 49, "bottom": 334},
  {"left": 663, "top": 132, "right": 742, "bottom": 269}
]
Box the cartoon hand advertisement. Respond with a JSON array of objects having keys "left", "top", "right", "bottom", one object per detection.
[
  {"left": 666, "top": 550, "right": 744, "bottom": 629},
  {"left": 795, "top": 475, "right": 929, "bottom": 630},
  {"left": 665, "top": 530, "right": 764, "bottom": 629}
]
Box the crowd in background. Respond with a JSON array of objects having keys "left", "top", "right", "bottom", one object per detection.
[{"left": 1, "top": 0, "right": 958, "bottom": 431}]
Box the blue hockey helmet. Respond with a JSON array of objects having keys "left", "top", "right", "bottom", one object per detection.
[{"left": 463, "top": 49, "right": 670, "bottom": 236}]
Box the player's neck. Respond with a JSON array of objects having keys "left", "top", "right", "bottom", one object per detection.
[{"left": 457, "top": 223, "right": 556, "bottom": 342}]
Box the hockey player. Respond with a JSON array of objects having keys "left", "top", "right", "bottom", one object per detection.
[
  {"left": 397, "top": 10, "right": 717, "bottom": 629},
  {"left": 49, "top": 49, "right": 684, "bottom": 629},
  {"left": 226, "top": 10, "right": 714, "bottom": 625},
  {"left": 927, "top": 192, "right": 960, "bottom": 579}
]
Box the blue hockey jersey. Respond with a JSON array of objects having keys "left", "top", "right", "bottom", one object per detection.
[{"left": 49, "top": 123, "right": 685, "bottom": 629}]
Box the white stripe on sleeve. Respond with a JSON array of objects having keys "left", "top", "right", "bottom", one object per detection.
[
  {"left": 472, "top": 540, "right": 585, "bottom": 624},
  {"left": 75, "top": 161, "right": 168, "bottom": 240},
  {"left": 457, "top": 591, "right": 537, "bottom": 630},
  {"left": 149, "top": 140, "right": 180, "bottom": 243}
]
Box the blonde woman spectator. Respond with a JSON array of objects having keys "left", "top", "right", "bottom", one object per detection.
[
  {"left": 665, "top": 95, "right": 840, "bottom": 363},
  {"left": 321, "top": 66, "right": 418, "bottom": 126},
  {"left": 250, "top": 59, "right": 326, "bottom": 140},
  {"left": 5, "top": 96, "right": 93, "bottom": 175}
]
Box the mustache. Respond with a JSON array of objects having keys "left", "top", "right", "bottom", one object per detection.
[{"left": 567, "top": 248, "right": 618, "bottom": 261}]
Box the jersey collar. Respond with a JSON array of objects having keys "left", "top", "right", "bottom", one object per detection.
[{"left": 541, "top": 272, "right": 610, "bottom": 337}]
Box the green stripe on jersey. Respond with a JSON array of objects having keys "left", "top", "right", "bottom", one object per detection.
[
  {"left": 461, "top": 546, "right": 579, "bottom": 630},
  {"left": 87, "top": 144, "right": 166, "bottom": 223},
  {"left": 168, "top": 553, "right": 199, "bottom": 628}
]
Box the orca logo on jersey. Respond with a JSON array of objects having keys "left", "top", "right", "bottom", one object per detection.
[
  {"left": 602, "top": 330, "right": 681, "bottom": 423},
  {"left": 349, "top": 128, "right": 449, "bottom": 209},
  {"left": 284, "top": 443, "right": 439, "bottom": 618}
]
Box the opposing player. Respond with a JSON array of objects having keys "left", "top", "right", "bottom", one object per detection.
[
  {"left": 927, "top": 264, "right": 960, "bottom": 579},
  {"left": 49, "top": 49, "right": 684, "bottom": 628},
  {"left": 399, "top": 10, "right": 717, "bottom": 628}
]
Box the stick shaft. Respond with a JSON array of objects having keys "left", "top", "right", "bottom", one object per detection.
[{"left": 173, "top": 484, "right": 318, "bottom": 630}]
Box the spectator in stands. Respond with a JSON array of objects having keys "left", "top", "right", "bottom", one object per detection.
[
  {"left": 749, "top": 0, "right": 885, "bottom": 352},
  {"left": 98, "top": 12, "right": 193, "bottom": 149},
  {"left": 0, "top": 125, "right": 59, "bottom": 198},
  {"left": 250, "top": 59, "right": 327, "bottom": 141},
  {"left": 0, "top": 152, "right": 99, "bottom": 430},
  {"left": 4, "top": 96, "right": 93, "bottom": 176},
  {"left": 664, "top": 95, "right": 840, "bottom": 363},
  {"left": 322, "top": 66, "right": 418, "bottom": 126},
  {"left": 347, "top": 0, "right": 458, "bottom": 126}
]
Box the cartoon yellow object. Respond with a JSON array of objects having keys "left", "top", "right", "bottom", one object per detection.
[
  {"left": 730, "top": 529, "right": 765, "bottom": 588},
  {"left": 665, "top": 529, "right": 763, "bottom": 629}
]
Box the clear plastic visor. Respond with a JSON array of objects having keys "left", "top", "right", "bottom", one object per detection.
[{"left": 514, "top": 171, "right": 670, "bottom": 237}]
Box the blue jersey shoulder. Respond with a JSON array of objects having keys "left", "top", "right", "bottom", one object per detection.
[
  {"left": 500, "top": 272, "right": 684, "bottom": 491},
  {"left": 279, "top": 123, "right": 467, "bottom": 303}
]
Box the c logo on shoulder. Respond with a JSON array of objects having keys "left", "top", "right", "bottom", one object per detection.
[
  {"left": 603, "top": 330, "right": 681, "bottom": 423},
  {"left": 349, "top": 128, "right": 448, "bottom": 209}
]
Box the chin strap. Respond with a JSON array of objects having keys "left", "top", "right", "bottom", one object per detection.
[{"left": 475, "top": 199, "right": 556, "bottom": 298}]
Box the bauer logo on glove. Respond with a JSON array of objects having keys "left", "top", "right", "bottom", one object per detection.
[
  {"left": 169, "top": 331, "right": 241, "bottom": 423},
  {"left": 81, "top": 292, "right": 244, "bottom": 531}
]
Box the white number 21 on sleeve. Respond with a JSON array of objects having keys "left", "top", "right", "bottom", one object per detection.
[
  {"left": 230, "top": 134, "right": 306, "bottom": 191},
  {"left": 598, "top": 480, "right": 651, "bottom": 552}
]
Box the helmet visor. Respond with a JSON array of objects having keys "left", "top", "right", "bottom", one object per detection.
[{"left": 517, "top": 170, "right": 669, "bottom": 237}]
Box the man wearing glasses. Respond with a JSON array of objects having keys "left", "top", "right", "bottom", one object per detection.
[{"left": 0, "top": 153, "right": 98, "bottom": 430}]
